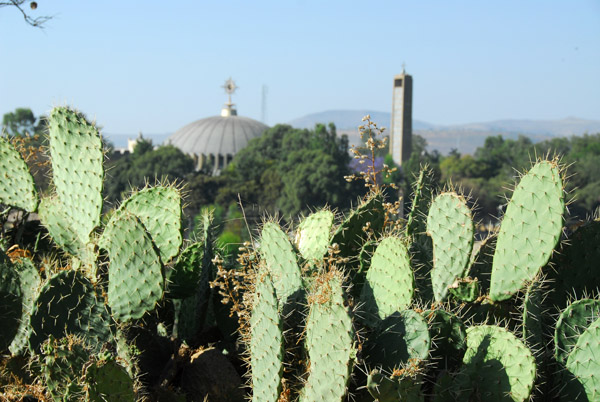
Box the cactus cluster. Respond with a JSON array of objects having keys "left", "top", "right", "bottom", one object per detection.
[{"left": 1, "top": 107, "right": 599, "bottom": 401}]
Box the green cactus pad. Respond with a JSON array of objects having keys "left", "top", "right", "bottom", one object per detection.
[
  {"left": 301, "top": 271, "right": 354, "bottom": 402},
  {"left": 0, "top": 136, "right": 38, "bottom": 212},
  {"left": 545, "top": 219, "right": 600, "bottom": 314},
  {"left": 9, "top": 258, "right": 41, "bottom": 355},
  {"left": 366, "top": 309, "right": 430, "bottom": 371},
  {"left": 458, "top": 325, "right": 536, "bottom": 402},
  {"left": 85, "top": 357, "right": 135, "bottom": 402},
  {"left": 427, "top": 192, "right": 474, "bottom": 302},
  {"left": 41, "top": 335, "right": 90, "bottom": 401},
  {"left": 118, "top": 186, "right": 182, "bottom": 263},
  {"left": 490, "top": 160, "right": 564, "bottom": 301},
  {"left": 406, "top": 164, "right": 435, "bottom": 238},
  {"left": 100, "top": 211, "right": 164, "bottom": 322},
  {"left": 0, "top": 260, "right": 22, "bottom": 351},
  {"left": 250, "top": 271, "right": 284, "bottom": 402},
  {"left": 48, "top": 106, "right": 104, "bottom": 246},
  {"left": 295, "top": 209, "right": 334, "bottom": 262},
  {"left": 38, "top": 196, "right": 85, "bottom": 256},
  {"left": 28, "top": 269, "right": 113, "bottom": 353},
  {"left": 167, "top": 242, "right": 206, "bottom": 299},
  {"left": 359, "top": 236, "right": 414, "bottom": 327},
  {"left": 522, "top": 280, "right": 546, "bottom": 355},
  {"left": 564, "top": 316, "right": 600, "bottom": 401},
  {"left": 367, "top": 369, "right": 424, "bottom": 402},
  {"left": 448, "top": 277, "right": 480, "bottom": 302},
  {"left": 554, "top": 298, "right": 600, "bottom": 364},
  {"left": 330, "top": 192, "right": 384, "bottom": 266},
  {"left": 421, "top": 309, "right": 466, "bottom": 366},
  {"left": 260, "top": 222, "right": 303, "bottom": 307},
  {"left": 467, "top": 234, "right": 496, "bottom": 295}
]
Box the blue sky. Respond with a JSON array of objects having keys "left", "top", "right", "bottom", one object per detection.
[{"left": 1, "top": 1, "right": 599, "bottom": 135}]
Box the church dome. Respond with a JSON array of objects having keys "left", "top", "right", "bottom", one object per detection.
[{"left": 167, "top": 79, "right": 269, "bottom": 174}]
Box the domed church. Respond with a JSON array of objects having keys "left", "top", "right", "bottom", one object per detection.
[{"left": 168, "top": 79, "right": 269, "bottom": 175}]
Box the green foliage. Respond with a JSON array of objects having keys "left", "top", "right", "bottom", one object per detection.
[{"left": 2, "top": 108, "right": 46, "bottom": 137}]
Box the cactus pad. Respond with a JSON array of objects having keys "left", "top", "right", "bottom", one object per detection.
[
  {"left": 490, "top": 160, "right": 564, "bottom": 301},
  {"left": 100, "top": 211, "right": 164, "bottom": 322},
  {"left": 0, "top": 135, "right": 38, "bottom": 212},
  {"left": 0, "top": 260, "right": 22, "bottom": 351},
  {"left": 260, "top": 222, "right": 303, "bottom": 307},
  {"left": 39, "top": 196, "right": 85, "bottom": 256},
  {"left": 427, "top": 192, "right": 474, "bottom": 302},
  {"left": 295, "top": 209, "right": 333, "bottom": 262},
  {"left": 85, "top": 356, "right": 135, "bottom": 402},
  {"left": 9, "top": 257, "right": 41, "bottom": 355},
  {"left": 118, "top": 186, "right": 182, "bottom": 262},
  {"left": 564, "top": 316, "right": 600, "bottom": 401},
  {"left": 458, "top": 325, "right": 536, "bottom": 401},
  {"left": 28, "top": 269, "right": 113, "bottom": 353},
  {"left": 366, "top": 309, "right": 430, "bottom": 371},
  {"left": 554, "top": 298, "right": 600, "bottom": 364},
  {"left": 167, "top": 242, "right": 206, "bottom": 299},
  {"left": 41, "top": 335, "right": 89, "bottom": 401},
  {"left": 301, "top": 271, "right": 354, "bottom": 401},
  {"left": 249, "top": 271, "right": 284, "bottom": 402},
  {"left": 359, "top": 236, "right": 414, "bottom": 327},
  {"left": 48, "top": 106, "right": 104, "bottom": 246},
  {"left": 421, "top": 309, "right": 466, "bottom": 366}
]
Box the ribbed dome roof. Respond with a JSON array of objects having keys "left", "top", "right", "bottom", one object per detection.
[{"left": 168, "top": 112, "right": 269, "bottom": 157}]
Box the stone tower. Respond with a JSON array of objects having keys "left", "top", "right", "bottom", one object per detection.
[{"left": 390, "top": 68, "right": 413, "bottom": 166}]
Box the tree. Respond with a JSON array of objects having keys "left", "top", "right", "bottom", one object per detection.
[
  {"left": 1, "top": 0, "right": 52, "bottom": 28},
  {"left": 1, "top": 107, "right": 46, "bottom": 136}
]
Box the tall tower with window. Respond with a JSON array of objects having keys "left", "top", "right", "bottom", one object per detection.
[{"left": 390, "top": 67, "right": 413, "bottom": 166}]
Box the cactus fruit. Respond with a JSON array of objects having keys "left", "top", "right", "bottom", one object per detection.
[
  {"left": 457, "top": 325, "right": 536, "bottom": 401},
  {"left": 117, "top": 186, "right": 182, "bottom": 263},
  {"left": 99, "top": 211, "right": 164, "bottom": 322},
  {"left": 490, "top": 160, "right": 564, "bottom": 301},
  {"left": 0, "top": 135, "right": 38, "bottom": 212},
  {"left": 300, "top": 270, "right": 354, "bottom": 402},
  {"left": 295, "top": 209, "right": 334, "bottom": 263},
  {"left": 28, "top": 269, "right": 113, "bottom": 353},
  {"left": 366, "top": 309, "right": 430, "bottom": 371},
  {"left": 427, "top": 192, "right": 474, "bottom": 302},
  {"left": 563, "top": 316, "right": 600, "bottom": 401},
  {"left": 554, "top": 298, "right": 600, "bottom": 364},
  {"left": 48, "top": 106, "right": 104, "bottom": 247},
  {"left": 260, "top": 222, "right": 303, "bottom": 307},
  {"left": 249, "top": 271, "right": 284, "bottom": 402},
  {"left": 359, "top": 236, "right": 414, "bottom": 327},
  {"left": 0, "top": 260, "right": 22, "bottom": 351},
  {"left": 84, "top": 355, "right": 135, "bottom": 402},
  {"left": 9, "top": 257, "right": 41, "bottom": 355}
]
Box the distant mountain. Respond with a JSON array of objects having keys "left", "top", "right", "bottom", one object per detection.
[{"left": 289, "top": 110, "right": 600, "bottom": 155}]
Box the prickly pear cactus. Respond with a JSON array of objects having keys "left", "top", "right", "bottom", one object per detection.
[
  {"left": 0, "top": 135, "right": 38, "bottom": 212},
  {"left": 295, "top": 209, "right": 334, "bottom": 263},
  {"left": 300, "top": 270, "right": 354, "bottom": 402},
  {"left": 39, "top": 196, "right": 86, "bottom": 256},
  {"left": 456, "top": 325, "right": 536, "bottom": 402},
  {"left": 490, "top": 159, "right": 564, "bottom": 301},
  {"left": 99, "top": 211, "right": 163, "bottom": 322},
  {"left": 9, "top": 257, "right": 41, "bottom": 355},
  {"left": 260, "top": 222, "right": 303, "bottom": 307},
  {"left": 0, "top": 260, "right": 22, "bottom": 351},
  {"left": 48, "top": 106, "right": 104, "bottom": 247},
  {"left": 554, "top": 298, "right": 600, "bottom": 364},
  {"left": 359, "top": 236, "right": 414, "bottom": 327},
  {"left": 41, "top": 335, "right": 90, "bottom": 402},
  {"left": 249, "top": 271, "right": 284, "bottom": 402},
  {"left": 84, "top": 355, "right": 136, "bottom": 402},
  {"left": 117, "top": 186, "right": 182, "bottom": 263},
  {"left": 564, "top": 316, "right": 600, "bottom": 401},
  {"left": 427, "top": 192, "right": 474, "bottom": 302}
]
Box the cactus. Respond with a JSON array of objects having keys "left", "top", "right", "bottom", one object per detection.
[
  {"left": 427, "top": 192, "right": 474, "bottom": 302},
  {"left": 554, "top": 298, "right": 600, "bottom": 364},
  {"left": 0, "top": 135, "right": 38, "bottom": 212},
  {"left": 260, "top": 222, "right": 303, "bottom": 307},
  {"left": 456, "top": 325, "right": 536, "bottom": 401},
  {"left": 249, "top": 271, "right": 284, "bottom": 402},
  {"left": 490, "top": 160, "right": 564, "bottom": 301},
  {"left": 117, "top": 186, "right": 183, "bottom": 263},
  {"left": 28, "top": 269, "right": 113, "bottom": 353},
  {"left": 0, "top": 260, "right": 22, "bottom": 351},
  {"left": 467, "top": 233, "right": 496, "bottom": 295},
  {"left": 84, "top": 355, "right": 136, "bottom": 402},
  {"left": 167, "top": 242, "right": 207, "bottom": 299},
  {"left": 406, "top": 164, "right": 435, "bottom": 239},
  {"left": 421, "top": 309, "right": 466, "bottom": 367},
  {"left": 99, "top": 211, "right": 164, "bottom": 322},
  {"left": 9, "top": 257, "right": 41, "bottom": 355},
  {"left": 47, "top": 106, "right": 104, "bottom": 247},
  {"left": 295, "top": 209, "right": 334, "bottom": 263},
  {"left": 522, "top": 279, "right": 546, "bottom": 357},
  {"left": 563, "top": 316, "right": 600, "bottom": 401},
  {"left": 300, "top": 270, "right": 354, "bottom": 402},
  {"left": 359, "top": 236, "right": 414, "bottom": 327},
  {"left": 40, "top": 335, "right": 90, "bottom": 401},
  {"left": 39, "top": 196, "right": 86, "bottom": 256}
]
